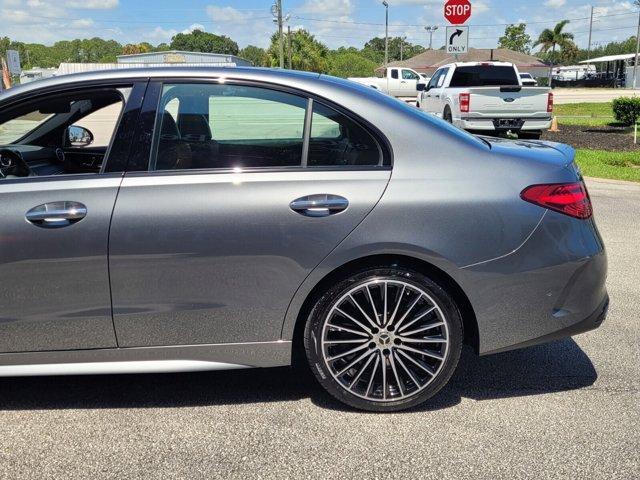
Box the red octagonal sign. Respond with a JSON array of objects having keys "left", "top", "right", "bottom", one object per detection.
[{"left": 444, "top": 0, "right": 472, "bottom": 25}]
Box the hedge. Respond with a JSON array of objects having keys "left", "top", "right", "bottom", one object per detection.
[{"left": 612, "top": 97, "right": 640, "bottom": 126}]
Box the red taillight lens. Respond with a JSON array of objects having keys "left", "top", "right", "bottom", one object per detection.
[
  {"left": 460, "top": 93, "right": 470, "bottom": 113},
  {"left": 547, "top": 92, "right": 554, "bottom": 113},
  {"left": 521, "top": 182, "right": 592, "bottom": 219}
]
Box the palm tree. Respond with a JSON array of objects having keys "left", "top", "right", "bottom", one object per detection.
[{"left": 534, "top": 20, "right": 575, "bottom": 84}]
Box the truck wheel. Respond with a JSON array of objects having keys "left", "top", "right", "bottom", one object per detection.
[{"left": 443, "top": 106, "right": 453, "bottom": 123}]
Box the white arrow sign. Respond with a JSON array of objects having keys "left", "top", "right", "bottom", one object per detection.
[{"left": 446, "top": 26, "right": 469, "bottom": 55}]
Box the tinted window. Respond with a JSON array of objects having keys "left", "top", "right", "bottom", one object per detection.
[
  {"left": 436, "top": 68, "right": 449, "bottom": 87},
  {"left": 427, "top": 70, "right": 441, "bottom": 90},
  {"left": 449, "top": 66, "right": 519, "bottom": 87},
  {"left": 390, "top": 69, "right": 399, "bottom": 79},
  {"left": 308, "top": 102, "right": 381, "bottom": 167},
  {"left": 151, "top": 83, "right": 307, "bottom": 171}
]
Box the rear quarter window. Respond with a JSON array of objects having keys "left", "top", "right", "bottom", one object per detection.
[{"left": 450, "top": 66, "right": 519, "bottom": 87}]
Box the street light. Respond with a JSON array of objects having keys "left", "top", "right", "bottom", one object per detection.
[
  {"left": 425, "top": 25, "right": 438, "bottom": 50},
  {"left": 382, "top": 1, "right": 389, "bottom": 66}
]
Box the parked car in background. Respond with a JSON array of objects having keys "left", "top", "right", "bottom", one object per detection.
[
  {"left": 349, "top": 67, "right": 422, "bottom": 102},
  {"left": 417, "top": 61, "right": 553, "bottom": 139},
  {"left": 519, "top": 72, "right": 537, "bottom": 86},
  {"left": 0, "top": 67, "right": 607, "bottom": 412},
  {"left": 553, "top": 65, "right": 596, "bottom": 82}
]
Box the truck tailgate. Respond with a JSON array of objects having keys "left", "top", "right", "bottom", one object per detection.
[{"left": 465, "top": 87, "right": 550, "bottom": 117}]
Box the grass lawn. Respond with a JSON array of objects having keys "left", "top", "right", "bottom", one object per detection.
[
  {"left": 555, "top": 102, "right": 617, "bottom": 126},
  {"left": 575, "top": 149, "right": 640, "bottom": 183}
]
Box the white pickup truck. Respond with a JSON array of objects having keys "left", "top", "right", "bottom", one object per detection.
[
  {"left": 416, "top": 62, "right": 553, "bottom": 139},
  {"left": 349, "top": 67, "right": 422, "bottom": 102}
]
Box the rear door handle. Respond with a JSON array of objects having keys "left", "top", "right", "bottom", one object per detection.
[
  {"left": 290, "top": 194, "right": 349, "bottom": 218},
  {"left": 26, "top": 201, "right": 87, "bottom": 228}
]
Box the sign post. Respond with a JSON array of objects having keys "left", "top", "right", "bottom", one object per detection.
[
  {"left": 6, "top": 50, "right": 21, "bottom": 76},
  {"left": 443, "top": 0, "right": 472, "bottom": 60}
]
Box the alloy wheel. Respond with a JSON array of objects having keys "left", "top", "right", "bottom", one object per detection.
[{"left": 320, "top": 279, "right": 450, "bottom": 403}]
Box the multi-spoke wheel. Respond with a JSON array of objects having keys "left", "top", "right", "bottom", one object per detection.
[{"left": 305, "top": 267, "right": 462, "bottom": 412}]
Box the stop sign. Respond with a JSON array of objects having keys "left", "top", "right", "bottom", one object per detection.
[{"left": 444, "top": 0, "right": 472, "bottom": 25}]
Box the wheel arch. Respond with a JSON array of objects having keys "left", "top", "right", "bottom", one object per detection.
[{"left": 289, "top": 254, "right": 479, "bottom": 367}]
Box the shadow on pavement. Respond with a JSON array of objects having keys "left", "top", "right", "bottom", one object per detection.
[{"left": 0, "top": 338, "right": 596, "bottom": 412}]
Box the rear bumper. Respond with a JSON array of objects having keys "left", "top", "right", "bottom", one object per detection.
[
  {"left": 456, "top": 116, "right": 552, "bottom": 131},
  {"left": 482, "top": 294, "right": 608, "bottom": 356}
]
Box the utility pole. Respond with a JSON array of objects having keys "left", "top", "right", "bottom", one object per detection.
[
  {"left": 382, "top": 1, "right": 389, "bottom": 66},
  {"left": 587, "top": 5, "right": 594, "bottom": 61},
  {"left": 288, "top": 25, "right": 292, "bottom": 69},
  {"left": 273, "top": 0, "right": 284, "bottom": 69},
  {"left": 634, "top": 0, "right": 640, "bottom": 89},
  {"left": 400, "top": 36, "right": 405, "bottom": 61},
  {"left": 425, "top": 26, "right": 438, "bottom": 50}
]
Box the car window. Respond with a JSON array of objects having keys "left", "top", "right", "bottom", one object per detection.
[
  {"left": 436, "top": 68, "right": 449, "bottom": 87},
  {"left": 450, "top": 66, "right": 519, "bottom": 87},
  {"left": 390, "top": 69, "right": 399, "bottom": 79},
  {"left": 427, "top": 70, "right": 441, "bottom": 90},
  {"left": 151, "top": 83, "right": 307, "bottom": 171},
  {"left": 308, "top": 102, "right": 381, "bottom": 167},
  {"left": 402, "top": 70, "right": 419, "bottom": 80},
  {"left": 0, "top": 111, "right": 53, "bottom": 144},
  {"left": 74, "top": 102, "right": 123, "bottom": 148}
]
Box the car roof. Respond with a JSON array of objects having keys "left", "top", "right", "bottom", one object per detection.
[
  {"left": 439, "top": 61, "right": 515, "bottom": 69},
  {"left": 0, "top": 67, "right": 324, "bottom": 105}
]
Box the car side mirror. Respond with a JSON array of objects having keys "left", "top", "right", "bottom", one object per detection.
[
  {"left": 416, "top": 83, "right": 427, "bottom": 92},
  {"left": 66, "top": 125, "right": 94, "bottom": 147}
]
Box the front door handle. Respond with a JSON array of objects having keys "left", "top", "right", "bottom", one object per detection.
[
  {"left": 290, "top": 194, "right": 349, "bottom": 218},
  {"left": 26, "top": 201, "right": 87, "bottom": 228}
]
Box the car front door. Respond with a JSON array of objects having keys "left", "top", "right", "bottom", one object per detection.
[
  {"left": 0, "top": 82, "right": 145, "bottom": 353},
  {"left": 108, "top": 81, "right": 392, "bottom": 347},
  {"left": 421, "top": 69, "right": 442, "bottom": 112},
  {"left": 399, "top": 69, "right": 420, "bottom": 97}
]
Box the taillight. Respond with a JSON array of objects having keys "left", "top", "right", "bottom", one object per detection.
[
  {"left": 460, "top": 93, "right": 470, "bottom": 113},
  {"left": 521, "top": 182, "right": 592, "bottom": 219},
  {"left": 547, "top": 92, "right": 554, "bottom": 113}
]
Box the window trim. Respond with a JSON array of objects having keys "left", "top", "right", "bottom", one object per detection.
[{"left": 137, "top": 78, "right": 392, "bottom": 175}]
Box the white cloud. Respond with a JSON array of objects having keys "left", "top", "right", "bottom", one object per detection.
[
  {"left": 206, "top": 5, "right": 252, "bottom": 23},
  {"left": 544, "top": 0, "right": 566, "bottom": 8},
  {"left": 297, "top": 0, "right": 355, "bottom": 16},
  {"left": 65, "top": 0, "right": 118, "bottom": 9},
  {"left": 70, "top": 18, "right": 95, "bottom": 28}
]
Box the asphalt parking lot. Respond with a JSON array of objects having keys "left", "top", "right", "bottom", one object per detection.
[{"left": 0, "top": 177, "right": 638, "bottom": 480}]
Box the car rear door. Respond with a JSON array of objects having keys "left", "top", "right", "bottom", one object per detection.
[
  {"left": 108, "top": 80, "right": 391, "bottom": 348},
  {"left": 0, "top": 82, "right": 145, "bottom": 353}
]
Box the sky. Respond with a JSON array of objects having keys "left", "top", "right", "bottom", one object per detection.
[{"left": 1, "top": 0, "right": 639, "bottom": 53}]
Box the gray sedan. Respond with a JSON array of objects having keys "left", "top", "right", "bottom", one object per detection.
[{"left": 0, "top": 68, "right": 607, "bottom": 412}]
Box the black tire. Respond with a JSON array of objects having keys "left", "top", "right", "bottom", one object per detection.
[
  {"left": 518, "top": 131, "right": 542, "bottom": 140},
  {"left": 443, "top": 106, "right": 453, "bottom": 123},
  {"left": 304, "top": 267, "right": 463, "bottom": 412}
]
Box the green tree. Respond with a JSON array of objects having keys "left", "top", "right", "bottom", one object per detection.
[
  {"left": 498, "top": 23, "right": 532, "bottom": 54},
  {"left": 268, "top": 29, "right": 328, "bottom": 72},
  {"left": 170, "top": 30, "right": 239, "bottom": 55},
  {"left": 327, "top": 49, "right": 378, "bottom": 78},
  {"left": 362, "top": 36, "right": 425, "bottom": 64},
  {"left": 534, "top": 20, "right": 575, "bottom": 79},
  {"left": 239, "top": 45, "right": 269, "bottom": 66}
]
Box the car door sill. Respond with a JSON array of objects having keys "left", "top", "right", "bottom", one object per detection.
[{"left": 0, "top": 340, "right": 292, "bottom": 376}]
